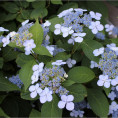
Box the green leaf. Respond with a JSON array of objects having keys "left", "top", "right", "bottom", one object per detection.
[
  {"left": 84, "top": 28, "right": 94, "bottom": 40},
  {"left": 0, "top": 108, "right": 9, "bottom": 117},
  {"left": 21, "top": 10, "right": 31, "bottom": 20},
  {"left": 63, "top": 80, "right": 75, "bottom": 87},
  {"left": 2, "top": 21, "right": 16, "bottom": 32},
  {"left": 81, "top": 40, "right": 103, "bottom": 63},
  {"left": 32, "top": 1, "right": 46, "bottom": 8},
  {"left": 68, "top": 66, "right": 95, "bottom": 83},
  {"left": 53, "top": 52, "right": 71, "bottom": 61},
  {"left": 2, "top": 47, "right": 19, "bottom": 62},
  {"left": 21, "top": 90, "right": 39, "bottom": 100},
  {"left": 110, "top": 38, "right": 118, "bottom": 46},
  {"left": 33, "top": 46, "right": 52, "bottom": 57},
  {"left": 1, "top": 2, "right": 19, "bottom": 13},
  {"left": 29, "top": 19, "right": 43, "bottom": 46},
  {"left": 103, "top": 87, "right": 111, "bottom": 96},
  {"left": 37, "top": 55, "right": 52, "bottom": 64},
  {"left": 81, "top": 55, "right": 90, "bottom": 67},
  {"left": 0, "top": 57, "right": 3, "bottom": 69},
  {"left": 41, "top": 94, "right": 62, "bottom": 117},
  {"left": 45, "top": 61, "right": 53, "bottom": 68},
  {"left": 16, "top": 53, "right": 34, "bottom": 67},
  {"left": 51, "top": 0, "right": 63, "bottom": 5},
  {"left": 5, "top": 13, "right": 17, "bottom": 21},
  {"left": 0, "top": 43, "right": 2, "bottom": 48},
  {"left": 30, "top": 8, "right": 48, "bottom": 19},
  {"left": 29, "top": 109, "right": 41, "bottom": 117},
  {"left": 19, "top": 60, "right": 37, "bottom": 91},
  {"left": 56, "top": 40, "right": 73, "bottom": 51},
  {"left": 0, "top": 72, "right": 20, "bottom": 91},
  {"left": 66, "top": 84, "right": 87, "bottom": 102},
  {"left": 0, "top": 95, "right": 6, "bottom": 104},
  {"left": 15, "top": 1, "right": 29, "bottom": 8},
  {"left": 0, "top": 12, "right": 7, "bottom": 24},
  {"left": 72, "top": 51, "right": 83, "bottom": 63},
  {"left": 8, "top": 42, "right": 24, "bottom": 51},
  {"left": 57, "top": 2, "right": 78, "bottom": 14},
  {"left": 49, "top": 17, "right": 64, "bottom": 32},
  {"left": 87, "top": 89, "right": 109, "bottom": 117},
  {"left": 1, "top": 96, "right": 19, "bottom": 117},
  {"left": 16, "top": 14, "right": 24, "bottom": 22},
  {"left": 1, "top": 95, "right": 32, "bottom": 117}
]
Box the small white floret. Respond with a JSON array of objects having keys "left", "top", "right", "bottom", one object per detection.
[
  {"left": 108, "top": 91, "right": 116, "bottom": 101},
  {"left": 54, "top": 24, "right": 62, "bottom": 35},
  {"left": 46, "top": 46, "right": 54, "bottom": 55},
  {"left": 66, "top": 58, "right": 76, "bottom": 68},
  {"left": 89, "top": 11, "right": 102, "bottom": 20},
  {"left": 89, "top": 21, "right": 104, "bottom": 34},
  {"left": 23, "top": 39, "right": 36, "bottom": 55},
  {"left": 93, "top": 47, "right": 104, "bottom": 56},
  {"left": 58, "top": 95, "right": 74, "bottom": 111},
  {"left": 90, "top": 61, "right": 98, "bottom": 69},
  {"left": 44, "top": 21, "right": 51, "bottom": 27},
  {"left": 2, "top": 35, "right": 10, "bottom": 47},
  {"left": 29, "top": 83, "right": 42, "bottom": 98},
  {"left": 9, "top": 31, "right": 17, "bottom": 37},
  {"left": 39, "top": 87, "right": 53, "bottom": 103},
  {"left": 72, "top": 33, "right": 86, "bottom": 43},
  {"left": 61, "top": 26, "right": 74, "bottom": 38},
  {"left": 57, "top": 8, "right": 73, "bottom": 18},
  {"left": 105, "top": 24, "right": 114, "bottom": 35},
  {"left": 22, "top": 20, "right": 29, "bottom": 26},
  {"left": 52, "top": 60, "right": 66, "bottom": 66},
  {"left": 97, "top": 75, "right": 111, "bottom": 88},
  {"left": 32, "top": 62, "right": 44, "bottom": 75},
  {"left": 31, "top": 74, "right": 39, "bottom": 84},
  {"left": 0, "top": 27, "right": 9, "bottom": 32}
]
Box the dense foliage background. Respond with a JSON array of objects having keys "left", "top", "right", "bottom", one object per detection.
[{"left": 0, "top": 0, "right": 118, "bottom": 117}]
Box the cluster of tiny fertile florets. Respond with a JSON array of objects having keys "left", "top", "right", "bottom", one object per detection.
[
  {"left": 29, "top": 62, "right": 74, "bottom": 111},
  {"left": 39, "top": 66, "right": 69, "bottom": 96},
  {"left": 8, "top": 75, "right": 23, "bottom": 88},
  {"left": 98, "top": 48, "right": 118, "bottom": 79},
  {"left": 62, "top": 11, "right": 92, "bottom": 32},
  {"left": 95, "top": 32, "right": 105, "bottom": 40},
  {"left": 54, "top": 8, "right": 104, "bottom": 44},
  {"left": 11, "top": 23, "right": 33, "bottom": 47},
  {"left": 11, "top": 31, "right": 33, "bottom": 47}
]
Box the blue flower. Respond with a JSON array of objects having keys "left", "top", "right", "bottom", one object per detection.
[
  {"left": 8, "top": 75, "right": 23, "bottom": 88},
  {"left": 95, "top": 32, "right": 105, "bottom": 40}
]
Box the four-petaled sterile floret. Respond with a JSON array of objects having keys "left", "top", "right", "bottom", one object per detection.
[
  {"left": 89, "top": 21, "right": 104, "bottom": 34},
  {"left": 39, "top": 87, "right": 53, "bottom": 103},
  {"left": 97, "top": 75, "right": 111, "bottom": 88},
  {"left": 23, "top": 39, "right": 36, "bottom": 55},
  {"left": 29, "top": 83, "right": 42, "bottom": 98},
  {"left": 58, "top": 95, "right": 74, "bottom": 111}
]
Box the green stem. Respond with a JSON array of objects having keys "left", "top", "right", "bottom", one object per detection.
[
  {"left": 46, "top": 0, "right": 51, "bottom": 8},
  {"left": 31, "top": 50, "right": 39, "bottom": 63},
  {"left": 71, "top": 43, "right": 77, "bottom": 55}
]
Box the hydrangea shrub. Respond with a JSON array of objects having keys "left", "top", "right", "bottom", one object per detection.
[{"left": 0, "top": 1, "right": 118, "bottom": 117}]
